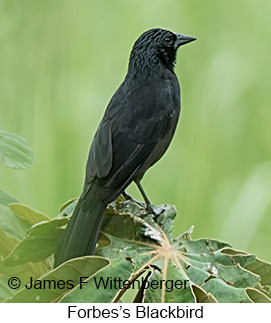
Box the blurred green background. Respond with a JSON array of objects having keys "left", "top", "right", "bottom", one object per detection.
[{"left": 1, "top": 0, "right": 271, "bottom": 260}]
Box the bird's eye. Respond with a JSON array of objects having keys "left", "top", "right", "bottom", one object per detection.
[{"left": 164, "top": 36, "right": 173, "bottom": 46}]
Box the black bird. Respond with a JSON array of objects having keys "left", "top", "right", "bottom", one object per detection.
[{"left": 54, "top": 28, "right": 196, "bottom": 267}]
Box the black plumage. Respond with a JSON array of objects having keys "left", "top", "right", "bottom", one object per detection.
[{"left": 54, "top": 28, "right": 196, "bottom": 267}]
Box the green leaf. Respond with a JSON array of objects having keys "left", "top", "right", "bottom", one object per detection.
[
  {"left": 0, "top": 193, "right": 23, "bottom": 257},
  {"left": 176, "top": 236, "right": 231, "bottom": 255},
  {"left": 95, "top": 199, "right": 270, "bottom": 303},
  {"left": 0, "top": 204, "right": 30, "bottom": 240},
  {"left": 245, "top": 288, "right": 271, "bottom": 303},
  {"left": 4, "top": 218, "right": 68, "bottom": 266},
  {"left": 155, "top": 204, "right": 178, "bottom": 238},
  {"left": 221, "top": 248, "right": 257, "bottom": 268},
  {"left": 9, "top": 203, "right": 50, "bottom": 225},
  {"left": 0, "top": 228, "right": 18, "bottom": 258},
  {"left": 1, "top": 197, "right": 271, "bottom": 303},
  {"left": 143, "top": 263, "right": 194, "bottom": 303},
  {"left": 0, "top": 277, "right": 18, "bottom": 302},
  {"left": 60, "top": 258, "right": 133, "bottom": 303},
  {"left": 5, "top": 256, "right": 109, "bottom": 303},
  {"left": 0, "top": 259, "right": 54, "bottom": 303},
  {"left": 245, "top": 257, "right": 271, "bottom": 287},
  {"left": 191, "top": 285, "right": 217, "bottom": 303},
  {"left": 0, "top": 261, "right": 51, "bottom": 289},
  {"left": 59, "top": 198, "right": 77, "bottom": 215},
  {"left": 0, "top": 190, "right": 18, "bottom": 207},
  {"left": 213, "top": 263, "right": 260, "bottom": 288},
  {"left": 202, "top": 278, "right": 251, "bottom": 303},
  {"left": 0, "top": 130, "right": 34, "bottom": 169}
]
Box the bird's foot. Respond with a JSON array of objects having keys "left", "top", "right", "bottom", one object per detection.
[
  {"left": 122, "top": 191, "right": 134, "bottom": 201},
  {"left": 146, "top": 203, "right": 165, "bottom": 217},
  {"left": 122, "top": 192, "right": 146, "bottom": 208},
  {"left": 122, "top": 191, "right": 164, "bottom": 217}
]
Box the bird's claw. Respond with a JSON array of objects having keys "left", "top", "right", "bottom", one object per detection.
[{"left": 146, "top": 203, "right": 164, "bottom": 217}]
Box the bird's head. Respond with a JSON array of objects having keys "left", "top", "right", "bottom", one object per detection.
[{"left": 129, "top": 28, "right": 196, "bottom": 73}]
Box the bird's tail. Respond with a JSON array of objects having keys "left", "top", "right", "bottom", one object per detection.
[{"left": 54, "top": 184, "right": 106, "bottom": 267}]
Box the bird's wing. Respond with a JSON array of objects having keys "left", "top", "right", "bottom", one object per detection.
[
  {"left": 85, "top": 76, "right": 180, "bottom": 203},
  {"left": 85, "top": 118, "right": 113, "bottom": 180}
]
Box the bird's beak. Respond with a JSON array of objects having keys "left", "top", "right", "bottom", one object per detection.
[{"left": 175, "top": 34, "right": 197, "bottom": 49}]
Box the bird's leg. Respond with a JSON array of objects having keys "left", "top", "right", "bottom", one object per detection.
[
  {"left": 122, "top": 191, "right": 132, "bottom": 200},
  {"left": 135, "top": 181, "right": 158, "bottom": 215},
  {"left": 122, "top": 190, "right": 146, "bottom": 208}
]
